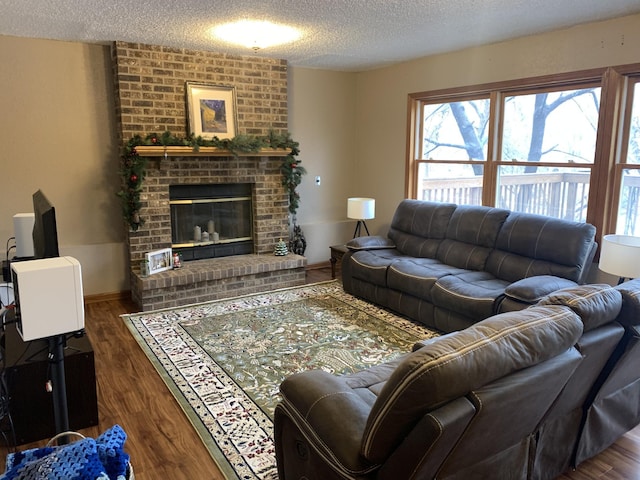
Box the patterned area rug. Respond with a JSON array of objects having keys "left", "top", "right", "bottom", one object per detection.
[{"left": 122, "top": 281, "right": 438, "bottom": 479}]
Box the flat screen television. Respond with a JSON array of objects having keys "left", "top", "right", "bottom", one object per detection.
[{"left": 31, "top": 190, "right": 59, "bottom": 259}]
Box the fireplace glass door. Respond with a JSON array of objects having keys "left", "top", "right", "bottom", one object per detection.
[{"left": 170, "top": 183, "right": 253, "bottom": 261}]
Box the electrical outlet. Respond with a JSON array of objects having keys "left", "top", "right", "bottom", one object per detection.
[{"left": 315, "top": 176, "right": 321, "bottom": 186}]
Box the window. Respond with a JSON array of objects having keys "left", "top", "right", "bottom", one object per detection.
[
  {"left": 418, "top": 98, "right": 488, "bottom": 204},
  {"left": 412, "top": 85, "right": 600, "bottom": 222},
  {"left": 615, "top": 80, "right": 640, "bottom": 235},
  {"left": 497, "top": 88, "right": 600, "bottom": 222},
  {"left": 408, "top": 65, "right": 640, "bottom": 238}
]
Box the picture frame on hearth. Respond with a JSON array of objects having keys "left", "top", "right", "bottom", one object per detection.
[
  {"left": 185, "top": 82, "right": 238, "bottom": 140},
  {"left": 146, "top": 248, "right": 173, "bottom": 275}
]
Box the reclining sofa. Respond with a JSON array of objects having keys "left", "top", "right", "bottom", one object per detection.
[
  {"left": 274, "top": 280, "right": 640, "bottom": 479},
  {"left": 342, "top": 200, "right": 597, "bottom": 332}
]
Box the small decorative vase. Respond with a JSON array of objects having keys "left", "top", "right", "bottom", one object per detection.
[
  {"left": 140, "top": 259, "right": 149, "bottom": 277},
  {"left": 274, "top": 238, "right": 289, "bottom": 256}
]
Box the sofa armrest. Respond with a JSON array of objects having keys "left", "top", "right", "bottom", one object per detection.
[
  {"left": 504, "top": 275, "right": 578, "bottom": 305},
  {"left": 347, "top": 236, "right": 396, "bottom": 251},
  {"left": 277, "top": 369, "right": 376, "bottom": 474},
  {"left": 616, "top": 278, "right": 640, "bottom": 327},
  {"left": 377, "top": 396, "right": 476, "bottom": 480},
  {"left": 413, "top": 332, "right": 456, "bottom": 351}
]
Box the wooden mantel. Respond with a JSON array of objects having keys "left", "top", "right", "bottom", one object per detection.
[{"left": 134, "top": 146, "right": 291, "bottom": 157}]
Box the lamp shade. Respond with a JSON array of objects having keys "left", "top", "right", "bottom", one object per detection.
[
  {"left": 347, "top": 198, "right": 375, "bottom": 220},
  {"left": 599, "top": 234, "right": 640, "bottom": 280}
]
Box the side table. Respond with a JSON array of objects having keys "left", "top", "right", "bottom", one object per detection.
[{"left": 330, "top": 244, "right": 349, "bottom": 279}]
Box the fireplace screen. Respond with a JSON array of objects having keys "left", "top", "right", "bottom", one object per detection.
[{"left": 170, "top": 183, "right": 253, "bottom": 261}]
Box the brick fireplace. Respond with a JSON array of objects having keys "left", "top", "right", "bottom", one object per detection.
[
  {"left": 127, "top": 153, "right": 306, "bottom": 310},
  {"left": 111, "top": 42, "right": 307, "bottom": 311}
]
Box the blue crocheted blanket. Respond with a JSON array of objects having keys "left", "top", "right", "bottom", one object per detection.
[{"left": 1, "top": 425, "right": 130, "bottom": 480}]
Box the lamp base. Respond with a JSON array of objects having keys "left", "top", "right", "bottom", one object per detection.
[{"left": 353, "top": 220, "right": 370, "bottom": 238}]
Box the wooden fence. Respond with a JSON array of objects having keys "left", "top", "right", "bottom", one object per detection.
[{"left": 420, "top": 172, "right": 640, "bottom": 233}]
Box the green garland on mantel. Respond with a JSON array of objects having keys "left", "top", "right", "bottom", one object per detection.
[{"left": 118, "top": 131, "right": 306, "bottom": 231}]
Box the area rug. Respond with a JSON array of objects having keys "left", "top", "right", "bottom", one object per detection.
[{"left": 122, "top": 281, "right": 438, "bottom": 479}]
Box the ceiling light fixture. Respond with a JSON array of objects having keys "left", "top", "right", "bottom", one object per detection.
[{"left": 212, "top": 20, "right": 301, "bottom": 51}]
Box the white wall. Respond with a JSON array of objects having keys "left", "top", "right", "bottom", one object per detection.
[
  {"left": 0, "top": 36, "right": 127, "bottom": 296},
  {"left": 289, "top": 67, "right": 358, "bottom": 264}
]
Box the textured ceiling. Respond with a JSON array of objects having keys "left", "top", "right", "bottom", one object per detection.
[{"left": 1, "top": 0, "right": 639, "bottom": 71}]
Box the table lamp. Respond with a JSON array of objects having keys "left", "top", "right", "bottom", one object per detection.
[
  {"left": 599, "top": 234, "right": 640, "bottom": 285},
  {"left": 347, "top": 197, "right": 375, "bottom": 237}
]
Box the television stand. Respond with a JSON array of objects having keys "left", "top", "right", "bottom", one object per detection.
[{"left": 2, "top": 322, "right": 98, "bottom": 445}]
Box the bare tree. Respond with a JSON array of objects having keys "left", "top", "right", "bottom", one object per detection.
[
  {"left": 424, "top": 89, "right": 599, "bottom": 174},
  {"left": 450, "top": 103, "right": 485, "bottom": 175},
  {"left": 524, "top": 89, "right": 599, "bottom": 173}
]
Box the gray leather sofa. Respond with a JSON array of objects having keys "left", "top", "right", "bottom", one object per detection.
[
  {"left": 342, "top": 199, "right": 597, "bottom": 332},
  {"left": 274, "top": 281, "right": 640, "bottom": 479}
]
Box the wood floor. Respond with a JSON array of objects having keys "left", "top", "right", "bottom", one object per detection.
[{"left": 1, "top": 266, "right": 639, "bottom": 479}]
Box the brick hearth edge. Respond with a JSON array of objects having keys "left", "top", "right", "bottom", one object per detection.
[{"left": 132, "top": 254, "right": 306, "bottom": 311}]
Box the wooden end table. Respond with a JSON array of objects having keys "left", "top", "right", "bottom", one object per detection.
[{"left": 330, "top": 244, "right": 349, "bottom": 279}]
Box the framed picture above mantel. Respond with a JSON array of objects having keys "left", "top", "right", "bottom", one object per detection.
[{"left": 185, "top": 82, "right": 238, "bottom": 140}]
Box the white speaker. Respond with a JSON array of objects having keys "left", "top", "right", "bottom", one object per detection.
[
  {"left": 13, "top": 213, "right": 35, "bottom": 258},
  {"left": 11, "top": 256, "right": 84, "bottom": 341}
]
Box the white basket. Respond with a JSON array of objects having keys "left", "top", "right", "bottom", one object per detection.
[
  {"left": 47, "top": 431, "right": 134, "bottom": 479},
  {"left": 46, "top": 430, "right": 86, "bottom": 446}
]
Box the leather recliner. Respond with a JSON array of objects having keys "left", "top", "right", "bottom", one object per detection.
[
  {"left": 275, "top": 281, "right": 640, "bottom": 479},
  {"left": 274, "top": 305, "right": 584, "bottom": 479}
]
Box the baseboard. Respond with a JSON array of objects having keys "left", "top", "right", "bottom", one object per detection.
[
  {"left": 84, "top": 291, "right": 131, "bottom": 304},
  {"left": 306, "top": 260, "right": 331, "bottom": 270}
]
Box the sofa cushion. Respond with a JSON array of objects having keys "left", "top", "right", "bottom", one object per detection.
[
  {"left": 348, "top": 249, "right": 406, "bottom": 287},
  {"left": 343, "top": 356, "right": 408, "bottom": 400},
  {"left": 387, "top": 200, "right": 457, "bottom": 258},
  {"left": 537, "top": 284, "right": 622, "bottom": 331},
  {"left": 436, "top": 205, "right": 510, "bottom": 270},
  {"left": 485, "top": 212, "right": 596, "bottom": 283},
  {"left": 360, "top": 305, "right": 583, "bottom": 463},
  {"left": 387, "top": 258, "right": 467, "bottom": 302},
  {"left": 431, "top": 271, "right": 510, "bottom": 320}
]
